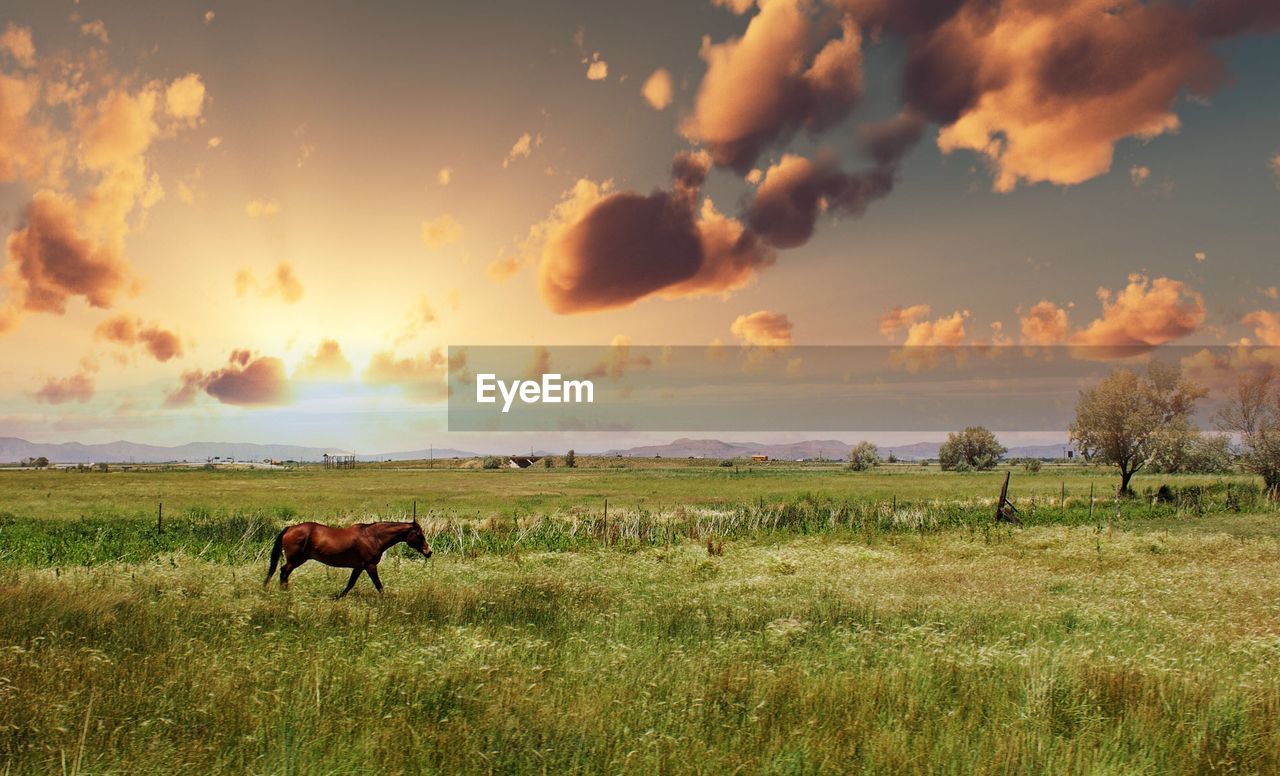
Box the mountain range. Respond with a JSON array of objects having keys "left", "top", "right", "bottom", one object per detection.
[{"left": 0, "top": 436, "right": 1071, "bottom": 464}]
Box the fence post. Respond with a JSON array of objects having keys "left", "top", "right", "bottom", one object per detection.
[{"left": 156, "top": 500, "right": 163, "bottom": 534}]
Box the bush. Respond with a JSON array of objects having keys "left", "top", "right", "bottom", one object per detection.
[
  {"left": 565, "top": 449, "right": 577, "bottom": 468},
  {"left": 847, "top": 441, "right": 882, "bottom": 472},
  {"left": 1024, "top": 458, "right": 1043, "bottom": 473},
  {"left": 939, "top": 426, "right": 1006, "bottom": 471},
  {"left": 482, "top": 456, "right": 503, "bottom": 470},
  {"left": 543, "top": 456, "right": 555, "bottom": 468},
  {"left": 719, "top": 459, "right": 734, "bottom": 467}
]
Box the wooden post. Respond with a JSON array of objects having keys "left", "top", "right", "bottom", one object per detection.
[
  {"left": 1061, "top": 481, "right": 1066, "bottom": 515},
  {"left": 1088, "top": 482, "right": 1095, "bottom": 523},
  {"left": 413, "top": 500, "right": 417, "bottom": 520},
  {"left": 156, "top": 500, "right": 163, "bottom": 534}
]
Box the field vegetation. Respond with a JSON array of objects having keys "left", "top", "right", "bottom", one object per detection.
[{"left": 1, "top": 462, "right": 1278, "bottom": 773}]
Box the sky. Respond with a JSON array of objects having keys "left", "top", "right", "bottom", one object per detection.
[{"left": 1, "top": 0, "right": 1278, "bottom": 453}]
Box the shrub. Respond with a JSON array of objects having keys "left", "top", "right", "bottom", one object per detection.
[
  {"left": 1024, "top": 458, "right": 1043, "bottom": 473},
  {"left": 939, "top": 426, "right": 1006, "bottom": 471},
  {"left": 847, "top": 441, "right": 882, "bottom": 472},
  {"left": 482, "top": 456, "right": 503, "bottom": 470}
]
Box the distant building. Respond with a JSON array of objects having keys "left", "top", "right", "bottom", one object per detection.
[{"left": 751, "top": 454, "right": 769, "bottom": 462}]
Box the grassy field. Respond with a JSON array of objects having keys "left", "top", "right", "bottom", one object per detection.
[{"left": 2, "top": 465, "right": 1278, "bottom": 773}]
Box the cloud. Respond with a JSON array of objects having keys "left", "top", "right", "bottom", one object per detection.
[
  {"left": 422, "top": 214, "right": 463, "bottom": 249},
  {"left": 79, "top": 20, "right": 110, "bottom": 45},
  {"left": 642, "top": 68, "right": 674, "bottom": 109},
  {"left": 393, "top": 295, "right": 437, "bottom": 345},
  {"left": 167, "top": 350, "right": 293, "bottom": 407},
  {"left": 585, "top": 335, "right": 652, "bottom": 380},
  {"left": 878, "top": 303, "right": 930, "bottom": 338},
  {"left": 234, "top": 262, "right": 304, "bottom": 303},
  {"left": 586, "top": 53, "right": 608, "bottom": 81},
  {"left": 163, "top": 74, "right": 206, "bottom": 124},
  {"left": 1069, "top": 274, "right": 1204, "bottom": 347},
  {"left": 682, "top": 0, "right": 863, "bottom": 172},
  {"left": 535, "top": 151, "right": 775, "bottom": 313},
  {"left": 850, "top": 0, "right": 1280, "bottom": 192},
  {"left": 245, "top": 199, "right": 280, "bottom": 218},
  {"left": 95, "top": 313, "right": 183, "bottom": 362},
  {"left": 294, "top": 339, "right": 353, "bottom": 380},
  {"left": 731, "top": 310, "right": 793, "bottom": 346},
  {"left": 437, "top": 167, "right": 452, "bottom": 185},
  {"left": 203, "top": 11, "right": 215, "bottom": 24},
  {"left": 1243, "top": 310, "right": 1280, "bottom": 346},
  {"left": 487, "top": 255, "right": 522, "bottom": 282},
  {"left": 1129, "top": 165, "right": 1151, "bottom": 187},
  {"left": 1018, "top": 300, "right": 1070, "bottom": 345},
  {"left": 363, "top": 348, "right": 451, "bottom": 402},
  {"left": 1, "top": 23, "right": 36, "bottom": 68},
  {"left": 857, "top": 109, "right": 926, "bottom": 167},
  {"left": 5, "top": 191, "right": 130, "bottom": 314},
  {"left": 207, "top": 136, "right": 222, "bottom": 149},
  {"left": 745, "top": 151, "right": 895, "bottom": 248},
  {"left": 1194, "top": 250, "right": 1207, "bottom": 263},
  {"left": 902, "top": 310, "right": 967, "bottom": 346},
  {"left": 503, "top": 131, "right": 541, "bottom": 168},
  {"left": 35, "top": 370, "right": 95, "bottom": 404}
]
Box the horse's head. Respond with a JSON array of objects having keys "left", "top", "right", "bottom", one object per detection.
[{"left": 405, "top": 519, "right": 432, "bottom": 558}]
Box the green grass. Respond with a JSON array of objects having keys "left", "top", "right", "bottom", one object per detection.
[{"left": 1, "top": 466, "right": 1277, "bottom": 773}]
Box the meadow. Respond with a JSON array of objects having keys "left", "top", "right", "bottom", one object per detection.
[{"left": 1, "top": 462, "right": 1278, "bottom": 773}]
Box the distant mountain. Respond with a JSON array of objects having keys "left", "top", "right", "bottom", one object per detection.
[
  {"left": 593, "top": 437, "right": 1071, "bottom": 461},
  {"left": 0, "top": 437, "right": 360, "bottom": 464},
  {"left": 0, "top": 435, "right": 1069, "bottom": 465}
]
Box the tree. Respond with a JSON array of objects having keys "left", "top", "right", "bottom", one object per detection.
[
  {"left": 543, "top": 455, "right": 555, "bottom": 468},
  {"left": 1216, "top": 371, "right": 1280, "bottom": 495},
  {"left": 565, "top": 449, "right": 577, "bottom": 468},
  {"left": 1070, "top": 362, "right": 1205, "bottom": 494},
  {"left": 938, "top": 426, "right": 1006, "bottom": 471},
  {"left": 34, "top": 456, "right": 49, "bottom": 469},
  {"left": 1148, "top": 422, "right": 1233, "bottom": 474},
  {"left": 847, "top": 441, "right": 881, "bottom": 471}
]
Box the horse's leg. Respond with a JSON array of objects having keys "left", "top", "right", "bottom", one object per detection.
[
  {"left": 280, "top": 557, "right": 305, "bottom": 588},
  {"left": 366, "top": 564, "right": 384, "bottom": 594},
  {"left": 334, "top": 567, "right": 362, "bottom": 599}
]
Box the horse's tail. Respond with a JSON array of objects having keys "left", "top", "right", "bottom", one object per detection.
[{"left": 264, "top": 529, "right": 286, "bottom": 587}]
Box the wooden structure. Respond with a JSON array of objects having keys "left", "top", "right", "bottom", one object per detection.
[
  {"left": 994, "top": 471, "right": 1022, "bottom": 526},
  {"left": 322, "top": 453, "right": 356, "bottom": 469}
]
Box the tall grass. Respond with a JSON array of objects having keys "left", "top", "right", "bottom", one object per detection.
[
  {"left": 1, "top": 480, "right": 1270, "bottom": 568},
  {"left": 1, "top": 520, "right": 1278, "bottom": 774}
]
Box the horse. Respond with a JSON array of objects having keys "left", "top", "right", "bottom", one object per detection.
[{"left": 264, "top": 519, "right": 432, "bottom": 598}]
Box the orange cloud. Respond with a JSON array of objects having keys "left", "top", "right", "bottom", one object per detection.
[
  {"left": 746, "top": 152, "right": 895, "bottom": 248},
  {"left": 851, "top": 0, "right": 1280, "bottom": 191},
  {"left": 1243, "top": 310, "right": 1280, "bottom": 346},
  {"left": 1, "top": 23, "right": 36, "bottom": 68},
  {"left": 903, "top": 310, "right": 967, "bottom": 347},
  {"left": 245, "top": 199, "right": 280, "bottom": 218},
  {"left": 294, "top": 339, "right": 353, "bottom": 380},
  {"left": 234, "top": 262, "right": 304, "bottom": 303},
  {"left": 95, "top": 314, "right": 183, "bottom": 362},
  {"left": 167, "top": 350, "right": 293, "bottom": 407},
  {"left": 535, "top": 151, "right": 774, "bottom": 314},
  {"left": 503, "top": 131, "right": 540, "bottom": 168},
  {"left": 683, "top": 0, "right": 862, "bottom": 172},
  {"left": 878, "top": 304, "right": 930, "bottom": 338},
  {"left": 363, "top": 348, "right": 450, "bottom": 402},
  {"left": 730, "top": 310, "right": 793, "bottom": 347},
  {"left": 1019, "top": 301, "right": 1070, "bottom": 345},
  {"left": 642, "top": 68, "right": 673, "bottom": 110},
  {"left": 421, "top": 214, "right": 463, "bottom": 249},
  {"left": 35, "top": 370, "right": 95, "bottom": 404},
  {"left": 1069, "top": 274, "right": 1204, "bottom": 347}
]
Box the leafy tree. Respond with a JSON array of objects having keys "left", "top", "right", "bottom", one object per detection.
[
  {"left": 846, "top": 441, "right": 882, "bottom": 471},
  {"left": 34, "top": 456, "right": 49, "bottom": 468},
  {"left": 565, "top": 449, "right": 577, "bottom": 468},
  {"left": 482, "top": 456, "right": 503, "bottom": 469},
  {"left": 543, "top": 455, "right": 555, "bottom": 468},
  {"left": 1216, "top": 371, "right": 1280, "bottom": 495},
  {"left": 1070, "top": 362, "right": 1205, "bottom": 493},
  {"left": 1148, "top": 423, "right": 1233, "bottom": 474},
  {"left": 938, "top": 426, "right": 1006, "bottom": 471}
]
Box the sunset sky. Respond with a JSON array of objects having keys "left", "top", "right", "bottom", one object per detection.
[{"left": 1, "top": 0, "right": 1278, "bottom": 452}]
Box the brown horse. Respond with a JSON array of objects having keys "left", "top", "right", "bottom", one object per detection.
[{"left": 264, "top": 520, "right": 431, "bottom": 598}]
